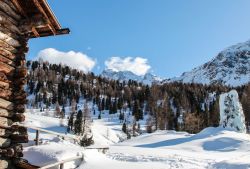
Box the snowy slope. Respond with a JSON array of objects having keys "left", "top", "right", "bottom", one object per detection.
[
  {"left": 23, "top": 110, "right": 250, "bottom": 169},
  {"left": 168, "top": 40, "right": 250, "bottom": 87},
  {"left": 101, "top": 69, "right": 162, "bottom": 85},
  {"left": 82, "top": 127, "right": 250, "bottom": 169}
]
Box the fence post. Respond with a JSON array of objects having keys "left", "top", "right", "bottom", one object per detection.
[
  {"left": 60, "top": 163, "right": 64, "bottom": 169},
  {"left": 36, "top": 130, "right": 40, "bottom": 146}
]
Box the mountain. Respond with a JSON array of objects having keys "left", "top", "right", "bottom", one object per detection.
[
  {"left": 101, "top": 69, "right": 162, "bottom": 85},
  {"left": 167, "top": 40, "right": 250, "bottom": 87}
]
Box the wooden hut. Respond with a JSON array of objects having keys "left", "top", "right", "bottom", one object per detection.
[{"left": 0, "top": 0, "right": 69, "bottom": 168}]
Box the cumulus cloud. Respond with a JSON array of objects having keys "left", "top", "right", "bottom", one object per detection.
[
  {"left": 35, "top": 48, "right": 96, "bottom": 72},
  {"left": 105, "top": 57, "right": 151, "bottom": 76}
]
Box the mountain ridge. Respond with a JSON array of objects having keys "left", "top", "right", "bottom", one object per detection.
[
  {"left": 164, "top": 40, "right": 250, "bottom": 87},
  {"left": 101, "top": 69, "right": 162, "bottom": 85}
]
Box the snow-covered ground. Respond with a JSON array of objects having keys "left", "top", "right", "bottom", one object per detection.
[{"left": 23, "top": 110, "right": 250, "bottom": 169}]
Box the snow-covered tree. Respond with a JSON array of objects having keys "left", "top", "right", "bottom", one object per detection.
[
  {"left": 81, "top": 102, "right": 94, "bottom": 146},
  {"left": 219, "top": 90, "right": 246, "bottom": 133}
]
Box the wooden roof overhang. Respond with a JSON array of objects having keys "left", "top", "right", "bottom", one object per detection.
[{"left": 11, "top": 0, "right": 70, "bottom": 38}]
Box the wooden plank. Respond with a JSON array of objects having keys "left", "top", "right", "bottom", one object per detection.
[
  {"left": 47, "top": 24, "right": 56, "bottom": 35},
  {"left": 29, "top": 28, "right": 70, "bottom": 38}
]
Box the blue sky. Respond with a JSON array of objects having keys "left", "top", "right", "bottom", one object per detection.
[{"left": 28, "top": 0, "right": 250, "bottom": 78}]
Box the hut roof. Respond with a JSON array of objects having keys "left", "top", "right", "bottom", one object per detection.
[{"left": 11, "top": 0, "right": 70, "bottom": 38}]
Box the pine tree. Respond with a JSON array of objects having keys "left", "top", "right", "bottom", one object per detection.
[
  {"left": 133, "top": 100, "right": 140, "bottom": 121},
  {"left": 122, "top": 122, "right": 127, "bottom": 133},
  {"left": 74, "top": 110, "right": 83, "bottom": 135},
  {"left": 68, "top": 112, "right": 74, "bottom": 132}
]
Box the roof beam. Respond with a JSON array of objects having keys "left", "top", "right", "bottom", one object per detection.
[
  {"left": 47, "top": 24, "right": 56, "bottom": 35},
  {"left": 31, "top": 27, "right": 39, "bottom": 37},
  {"left": 10, "top": 0, "right": 27, "bottom": 17},
  {"left": 32, "top": 0, "right": 56, "bottom": 35}
]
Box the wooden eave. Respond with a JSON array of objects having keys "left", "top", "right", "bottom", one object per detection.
[{"left": 10, "top": 0, "right": 70, "bottom": 38}]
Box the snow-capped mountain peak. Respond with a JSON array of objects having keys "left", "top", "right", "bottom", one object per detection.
[
  {"left": 101, "top": 69, "right": 162, "bottom": 85},
  {"left": 168, "top": 40, "right": 250, "bottom": 87}
]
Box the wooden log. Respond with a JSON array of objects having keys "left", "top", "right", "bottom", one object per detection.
[
  {"left": 14, "top": 104, "right": 25, "bottom": 113},
  {"left": 0, "top": 98, "right": 13, "bottom": 110},
  {"left": 0, "top": 158, "right": 11, "bottom": 169},
  {"left": 1, "top": 0, "right": 19, "bottom": 16},
  {"left": 0, "top": 39, "right": 18, "bottom": 53},
  {"left": 12, "top": 114, "right": 25, "bottom": 122},
  {"left": 0, "top": 108, "right": 12, "bottom": 117},
  {"left": 0, "top": 87, "right": 11, "bottom": 100},
  {"left": 0, "top": 1, "right": 21, "bottom": 21},
  {"left": 12, "top": 92, "right": 26, "bottom": 101},
  {"left": 0, "top": 72, "right": 9, "bottom": 82},
  {"left": 0, "top": 128, "right": 11, "bottom": 137},
  {"left": 0, "top": 117, "right": 13, "bottom": 127},
  {"left": 0, "top": 112, "right": 24, "bottom": 122},
  {"left": 0, "top": 86, "right": 13, "bottom": 93},
  {"left": 14, "top": 158, "right": 40, "bottom": 169},
  {"left": 0, "top": 48, "right": 16, "bottom": 60},
  {"left": 12, "top": 78, "right": 27, "bottom": 86},
  {"left": 10, "top": 125, "right": 27, "bottom": 134},
  {"left": 14, "top": 67, "right": 27, "bottom": 77},
  {"left": 0, "top": 125, "right": 27, "bottom": 135},
  {"left": 0, "top": 26, "right": 21, "bottom": 41},
  {"left": 15, "top": 59, "right": 26, "bottom": 67},
  {"left": 0, "top": 137, "right": 11, "bottom": 148},
  {"left": 0, "top": 54, "right": 15, "bottom": 66},
  {"left": 0, "top": 10, "right": 18, "bottom": 26},
  {"left": 11, "top": 77, "right": 27, "bottom": 87},
  {"left": 10, "top": 134, "right": 28, "bottom": 143},
  {"left": 0, "top": 31, "right": 20, "bottom": 47},
  {"left": 0, "top": 62, "right": 15, "bottom": 75},
  {"left": 0, "top": 81, "right": 10, "bottom": 89},
  {"left": 0, "top": 144, "right": 23, "bottom": 158}
]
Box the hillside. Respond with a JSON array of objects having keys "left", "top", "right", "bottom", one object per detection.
[
  {"left": 23, "top": 109, "right": 250, "bottom": 169},
  {"left": 168, "top": 40, "right": 250, "bottom": 87},
  {"left": 25, "top": 61, "right": 250, "bottom": 135}
]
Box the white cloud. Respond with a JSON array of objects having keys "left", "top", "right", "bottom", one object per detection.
[
  {"left": 35, "top": 48, "right": 96, "bottom": 72},
  {"left": 105, "top": 57, "right": 151, "bottom": 76}
]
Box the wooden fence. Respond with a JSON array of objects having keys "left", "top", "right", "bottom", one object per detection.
[{"left": 40, "top": 155, "right": 84, "bottom": 169}]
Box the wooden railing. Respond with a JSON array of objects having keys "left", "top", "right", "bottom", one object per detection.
[
  {"left": 19, "top": 124, "right": 80, "bottom": 145},
  {"left": 40, "top": 155, "right": 84, "bottom": 169},
  {"left": 18, "top": 124, "right": 109, "bottom": 168}
]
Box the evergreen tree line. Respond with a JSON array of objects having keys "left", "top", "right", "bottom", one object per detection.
[{"left": 26, "top": 61, "right": 250, "bottom": 134}]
